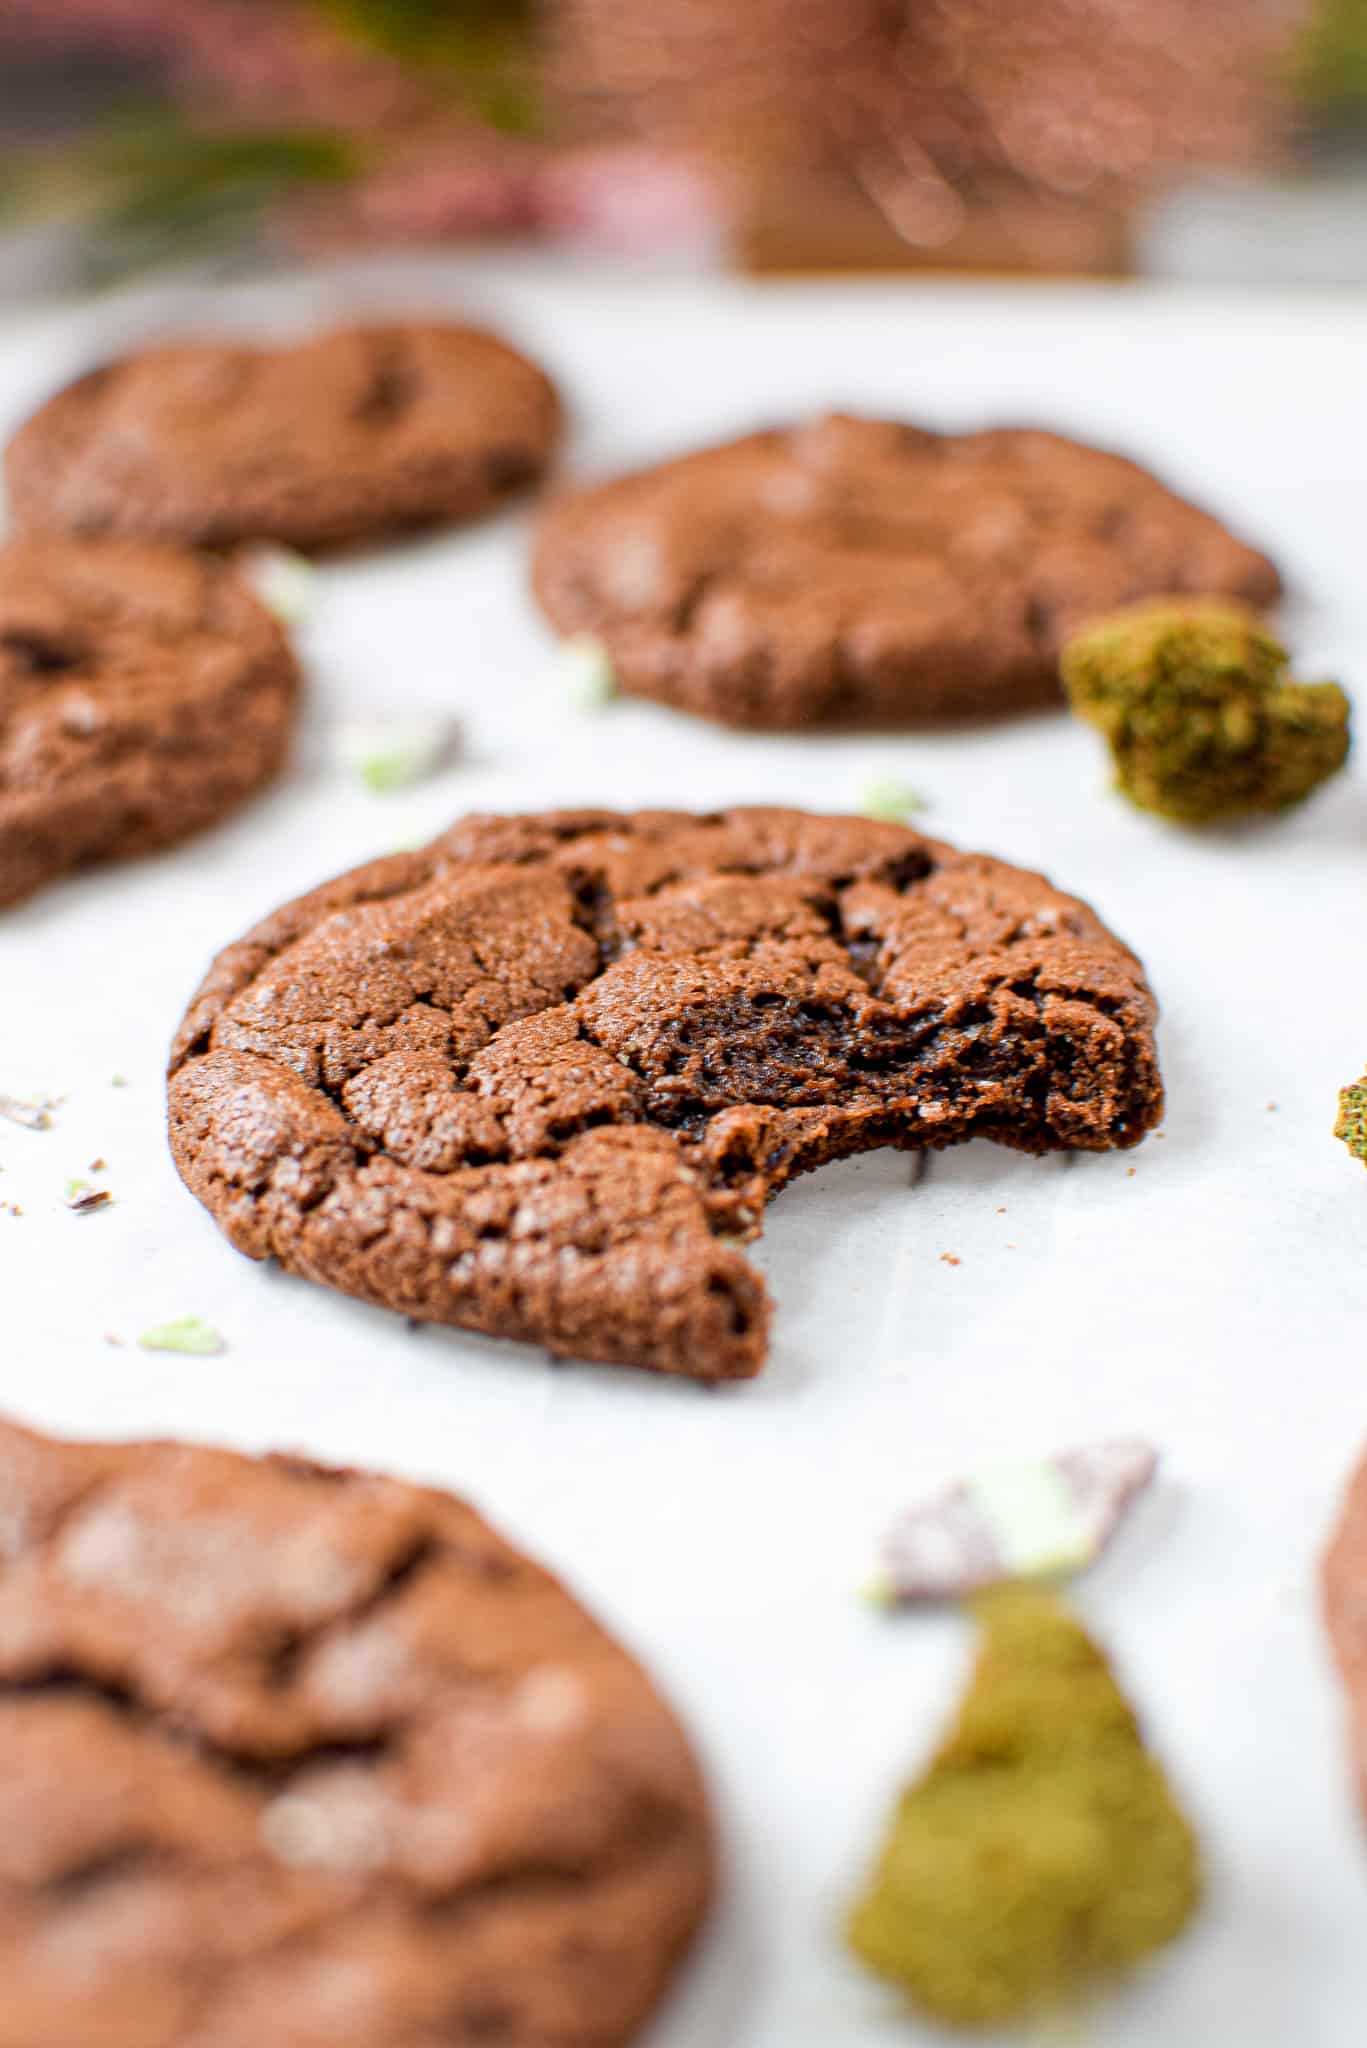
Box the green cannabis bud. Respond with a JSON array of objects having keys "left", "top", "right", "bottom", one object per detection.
[
  {"left": 1335, "top": 1073, "right": 1367, "bottom": 1167},
  {"left": 847, "top": 1589, "right": 1200, "bottom": 2026},
  {"left": 1062, "top": 600, "right": 1349, "bottom": 824}
]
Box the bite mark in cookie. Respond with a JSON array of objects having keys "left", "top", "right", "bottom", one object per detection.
[
  {"left": 532, "top": 414, "right": 1281, "bottom": 729},
  {"left": 168, "top": 808, "right": 1163, "bottom": 1381},
  {"left": 0, "top": 1414, "right": 713, "bottom": 2048}
]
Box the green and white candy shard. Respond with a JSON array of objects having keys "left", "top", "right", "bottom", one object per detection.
[
  {"left": 137, "top": 1317, "right": 225, "bottom": 1356},
  {"left": 879, "top": 1440, "right": 1158, "bottom": 1603},
  {"left": 339, "top": 715, "right": 463, "bottom": 793},
  {"left": 561, "top": 633, "right": 618, "bottom": 710},
  {"left": 858, "top": 775, "right": 927, "bottom": 824},
  {"left": 242, "top": 545, "right": 317, "bottom": 627}
]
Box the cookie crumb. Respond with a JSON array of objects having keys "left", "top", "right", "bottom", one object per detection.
[
  {"left": 64, "top": 1178, "right": 112, "bottom": 1214},
  {"left": 939, "top": 1252, "right": 961, "bottom": 1267}
]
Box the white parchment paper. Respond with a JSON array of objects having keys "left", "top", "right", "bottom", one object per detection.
[{"left": 2, "top": 259, "right": 1366, "bottom": 2046}]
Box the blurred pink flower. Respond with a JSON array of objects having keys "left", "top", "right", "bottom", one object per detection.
[
  {"left": 536, "top": 148, "right": 716, "bottom": 244},
  {"left": 288, "top": 145, "right": 717, "bottom": 251}
]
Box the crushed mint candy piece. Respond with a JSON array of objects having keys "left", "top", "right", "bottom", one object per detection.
[
  {"left": 243, "top": 545, "right": 317, "bottom": 626},
  {"left": 876, "top": 1440, "right": 1158, "bottom": 1603},
  {"left": 138, "top": 1317, "right": 225, "bottom": 1356},
  {"left": 562, "top": 634, "right": 618, "bottom": 710},
  {"left": 859, "top": 776, "right": 927, "bottom": 824},
  {"left": 340, "top": 716, "right": 463, "bottom": 793}
]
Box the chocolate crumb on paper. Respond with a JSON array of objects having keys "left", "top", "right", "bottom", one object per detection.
[
  {"left": 875, "top": 1440, "right": 1158, "bottom": 1604},
  {"left": 64, "top": 1178, "right": 112, "bottom": 1215}
]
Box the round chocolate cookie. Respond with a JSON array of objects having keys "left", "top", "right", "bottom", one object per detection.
[
  {"left": 1323, "top": 1447, "right": 1367, "bottom": 1820},
  {"left": 169, "top": 807, "right": 1163, "bottom": 1381},
  {"left": 0, "top": 1413, "right": 713, "bottom": 2048},
  {"left": 6, "top": 322, "right": 561, "bottom": 553},
  {"left": 532, "top": 414, "right": 1282, "bottom": 729},
  {"left": 0, "top": 540, "right": 299, "bottom": 908}
]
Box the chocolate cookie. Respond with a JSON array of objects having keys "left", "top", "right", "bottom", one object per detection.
[
  {"left": 0, "top": 540, "right": 299, "bottom": 908},
  {"left": 531, "top": 414, "right": 1282, "bottom": 729},
  {"left": 0, "top": 1413, "right": 713, "bottom": 2048},
  {"left": 1322, "top": 1448, "right": 1367, "bottom": 1819},
  {"left": 6, "top": 322, "right": 561, "bottom": 553},
  {"left": 168, "top": 807, "right": 1163, "bottom": 1380}
]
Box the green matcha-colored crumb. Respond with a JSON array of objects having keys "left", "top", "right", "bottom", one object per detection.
[
  {"left": 1061, "top": 600, "right": 1349, "bottom": 825},
  {"left": 847, "top": 1589, "right": 1200, "bottom": 2028},
  {"left": 1336, "top": 1074, "right": 1367, "bottom": 1166}
]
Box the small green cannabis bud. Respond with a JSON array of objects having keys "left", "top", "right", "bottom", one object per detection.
[
  {"left": 1062, "top": 600, "right": 1350, "bottom": 825},
  {"left": 1336, "top": 1074, "right": 1367, "bottom": 1166},
  {"left": 847, "top": 1589, "right": 1200, "bottom": 2027}
]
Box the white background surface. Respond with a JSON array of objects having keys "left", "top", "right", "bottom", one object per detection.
[{"left": 3, "top": 260, "right": 1367, "bottom": 2045}]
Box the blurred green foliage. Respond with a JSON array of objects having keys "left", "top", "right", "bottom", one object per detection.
[
  {"left": 1300, "top": 0, "right": 1367, "bottom": 105},
  {"left": 0, "top": 119, "right": 358, "bottom": 283},
  {"left": 317, "top": 0, "right": 539, "bottom": 129},
  {"left": 319, "top": 0, "right": 533, "bottom": 62}
]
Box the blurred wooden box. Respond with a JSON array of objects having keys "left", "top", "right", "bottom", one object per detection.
[{"left": 733, "top": 169, "right": 1135, "bottom": 277}]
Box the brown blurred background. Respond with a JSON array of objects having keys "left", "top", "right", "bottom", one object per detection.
[{"left": 0, "top": 0, "right": 1363, "bottom": 292}]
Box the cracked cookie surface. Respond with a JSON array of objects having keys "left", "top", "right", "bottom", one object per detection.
[
  {"left": 0, "top": 539, "right": 299, "bottom": 908},
  {"left": 0, "top": 1414, "right": 713, "bottom": 2048},
  {"left": 6, "top": 322, "right": 561, "bottom": 553},
  {"left": 169, "top": 807, "right": 1163, "bottom": 1380},
  {"left": 532, "top": 414, "right": 1281, "bottom": 729}
]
